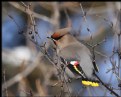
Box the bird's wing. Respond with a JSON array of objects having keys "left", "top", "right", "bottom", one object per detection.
[
  {"left": 68, "top": 62, "right": 86, "bottom": 78},
  {"left": 60, "top": 57, "right": 86, "bottom": 78}
]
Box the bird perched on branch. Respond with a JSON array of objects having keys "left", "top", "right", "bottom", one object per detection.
[{"left": 49, "top": 27, "right": 99, "bottom": 87}]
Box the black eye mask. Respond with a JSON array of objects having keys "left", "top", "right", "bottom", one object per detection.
[{"left": 51, "top": 35, "right": 63, "bottom": 40}]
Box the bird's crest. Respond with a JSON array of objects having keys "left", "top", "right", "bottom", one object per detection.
[{"left": 51, "top": 27, "right": 71, "bottom": 39}]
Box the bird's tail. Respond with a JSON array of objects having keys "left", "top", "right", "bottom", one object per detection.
[
  {"left": 81, "top": 79, "right": 99, "bottom": 87},
  {"left": 81, "top": 71, "right": 100, "bottom": 87}
]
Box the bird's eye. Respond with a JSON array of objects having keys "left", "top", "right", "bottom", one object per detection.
[{"left": 52, "top": 36, "right": 63, "bottom": 40}]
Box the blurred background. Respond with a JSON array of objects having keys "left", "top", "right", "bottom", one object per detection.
[{"left": 2, "top": 2, "right": 121, "bottom": 96}]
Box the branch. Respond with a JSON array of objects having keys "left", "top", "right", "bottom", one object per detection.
[
  {"left": 8, "top": 2, "right": 53, "bottom": 24},
  {"left": 2, "top": 53, "right": 43, "bottom": 91},
  {"left": 94, "top": 73, "right": 120, "bottom": 97},
  {"left": 80, "top": 3, "right": 92, "bottom": 40},
  {"left": 35, "top": 79, "right": 47, "bottom": 96}
]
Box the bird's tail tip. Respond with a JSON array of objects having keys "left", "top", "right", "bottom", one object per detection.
[{"left": 82, "top": 80, "right": 99, "bottom": 87}]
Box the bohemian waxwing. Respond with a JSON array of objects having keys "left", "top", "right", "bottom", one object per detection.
[{"left": 50, "top": 27, "right": 99, "bottom": 87}]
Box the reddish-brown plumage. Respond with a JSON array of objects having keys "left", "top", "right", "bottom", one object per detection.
[{"left": 51, "top": 33, "right": 60, "bottom": 39}]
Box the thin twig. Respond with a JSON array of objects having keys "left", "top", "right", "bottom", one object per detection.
[
  {"left": 2, "top": 69, "right": 8, "bottom": 97},
  {"left": 94, "top": 73, "right": 120, "bottom": 97},
  {"left": 80, "top": 3, "right": 92, "bottom": 40},
  {"left": 103, "top": 72, "right": 113, "bottom": 96},
  {"left": 8, "top": 2, "right": 53, "bottom": 24},
  {"left": 35, "top": 79, "right": 47, "bottom": 96},
  {"left": 2, "top": 53, "right": 42, "bottom": 90}
]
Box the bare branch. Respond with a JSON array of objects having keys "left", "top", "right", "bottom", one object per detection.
[
  {"left": 94, "top": 73, "right": 120, "bottom": 97},
  {"left": 2, "top": 53, "right": 43, "bottom": 90},
  {"left": 8, "top": 2, "right": 53, "bottom": 24},
  {"left": 35, "top": 79, "right": 47, "bottom": 96}
]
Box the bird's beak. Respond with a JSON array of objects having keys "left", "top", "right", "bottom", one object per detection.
[
  {"left": 47, "top": 37, "right": 57, "bottom": 45},
  {"left": 47, "top": 37, "right": 56, "bottom": 41}
]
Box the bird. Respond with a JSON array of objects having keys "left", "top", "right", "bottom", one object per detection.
[{"left": 49, "top": 27, "right": 99, "bottom": 87}]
